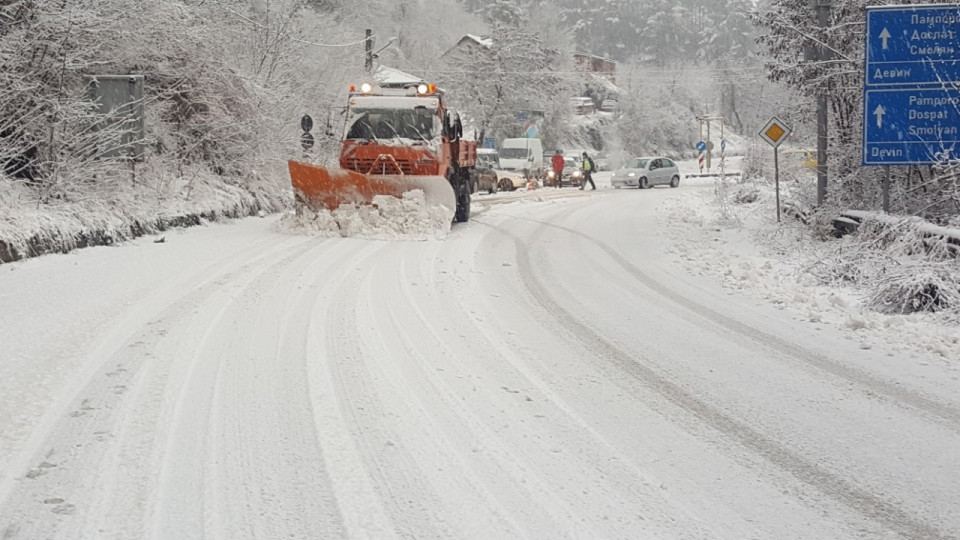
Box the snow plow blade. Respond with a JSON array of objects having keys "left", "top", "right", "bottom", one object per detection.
[{"left": 288, "top": 160, "right": 455, "bottom": 220}]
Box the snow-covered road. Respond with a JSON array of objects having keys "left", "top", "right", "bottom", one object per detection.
[{"left": 2, "top": 176, "right": 959, "bottom": 539}]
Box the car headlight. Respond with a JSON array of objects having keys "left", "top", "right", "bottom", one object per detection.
[{"left": 627, "top": 172, "right": 636, "bottom": 177}]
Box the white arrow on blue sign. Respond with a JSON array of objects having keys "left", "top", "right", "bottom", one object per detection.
[
  {"left": 695, "top": 140, "right": 707, "bottom": 152},
  {"left": 865, "top": 5, "right": 960, "bottom": 86},
  {"left": 862, "top": 87, "right": 960, "bottom": 165}
]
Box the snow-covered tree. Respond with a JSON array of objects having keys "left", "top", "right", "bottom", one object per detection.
[{"left": 439, "top": 0, "right": 575, "bottom": 147}]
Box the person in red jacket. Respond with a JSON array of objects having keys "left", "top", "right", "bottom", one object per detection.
[{"left": 550, "top": 150, "right": 565, "bottom": 188}]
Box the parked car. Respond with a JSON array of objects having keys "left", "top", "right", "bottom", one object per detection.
[
  {"left": 544, "top": 156, "right": 583, "bottom": 187},
  {"left": 476, "top": 148, "right": 526, "bottom": 191},
  {"left": 472, "top": 149, "right": 499, "bottom": 194},
  {"left": 593, "top": 152, "right": 610, "bottom": 171},
  {"left": 497, "top": 170, "right": 527, "bottom": 191},
  {"left": 782, "top": 149, "right": 817, "bottom": 169},
  {"left": 570, "top": 96, "right": 595, "bottom": 115},
  {"left": 497, "top": 169, "right": 527, "bottom": 191},
  {"left": 610, "top": 157, "right": 681, "bottom": 189},
  {"left": 600, "top": 99, "right": 618, "bottom": 112}
]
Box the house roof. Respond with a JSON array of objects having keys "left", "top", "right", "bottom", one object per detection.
[
  {"left": 588, "top": 72, "right": 620, "bottom": 94},
  {"left": 574, "top": 52, "right": 616, "bottom": 64},
  {"left": 462, "top": 34, "right": 493, "bottom": 49}
]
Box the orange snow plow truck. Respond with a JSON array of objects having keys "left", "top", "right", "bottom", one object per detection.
[{"left": 288, "top": 81, "right": 477, "bottom": 223}]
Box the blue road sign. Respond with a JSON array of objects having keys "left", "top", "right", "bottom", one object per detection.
[
  {"left": 695, "top": 140, "right": 707, "bottom": 152},
  {"left": 720, "top": 139, "right": 727, "bottom": 150},
  {"left": 862, "top": 87, "right": 960, "bottom": 165},
  {"left": 865, "top": 5, "right": 960, "bottom": 86}
]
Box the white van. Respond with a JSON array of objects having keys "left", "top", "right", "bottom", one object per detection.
[{"left": 499, "top": 138, "right": 544, "bottom": 178}]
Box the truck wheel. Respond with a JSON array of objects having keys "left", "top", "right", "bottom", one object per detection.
[{"left": 454, "top": 172, "right": 471, "bottom": 222}]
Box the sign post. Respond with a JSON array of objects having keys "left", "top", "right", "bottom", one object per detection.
[
  {"left": 863, "top": 4, "right": 960, "bottom": 211},
  {"left": 696, "top": 140, "right": 707, "bottom": 172},
  {"left": 759, "top": 117, "right": 791, "bottom": 223},
  {"left": 300, "top": 114, "right": 314, "bottom": 155},
  {"left": 720, "top": 138, "right": 727, "bottom": 180}
]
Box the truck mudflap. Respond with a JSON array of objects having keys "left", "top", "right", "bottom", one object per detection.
[{"left": 288, "top": 160, "right": 456, "bottom": 221}]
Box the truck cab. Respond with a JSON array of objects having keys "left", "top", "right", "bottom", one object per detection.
[{"left": 289, "top": 81, "right": 477, "bottom": 223}]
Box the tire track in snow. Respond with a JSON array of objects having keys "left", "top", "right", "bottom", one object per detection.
[
  {"left": 303, "top": 240, "right": 431, "bottom": 539},
  {"left": 195, "top": 238, "right": 356, "bottom": 540},
  {"left": 147, "top": 242, "right": 329, "bottom": 539},
  {"left": 0, "top": 236, "right": 324, "bottom": 537},
  {"left": 404, "top": 228, "right": 732, "bottom": 538},
  {"left": 500, "top": 210, "right": 960, "bottom": 434},
  {"left": 483, "top": 221, "right": 947, "bottom": 540},
  {"left": 0, "top": 236, "right": 317, "bottom": 539},
  {"left": 316, "top": 242, "right": 457, "bottom": 539},
  {"left": 384, "top": 240, "right": 586, "bottom": 538}
]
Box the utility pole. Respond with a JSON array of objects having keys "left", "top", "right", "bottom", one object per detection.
[
  {"left": 815, "top": 0, "right": 832, "bottom": 205},
  {"left": 365, "top": 28, "right": 373, "bottom": 72}
]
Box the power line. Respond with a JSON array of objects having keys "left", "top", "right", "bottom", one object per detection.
[
  {"left": 221, "top": 5, "right": 375, "bottom": 48},
  {"left": 415, "top": 67, "right": 769, "bottom": 76}
]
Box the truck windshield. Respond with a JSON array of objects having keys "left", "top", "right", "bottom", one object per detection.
[
  {"left": 346, "top": 107, "right": 437, "bottom": 142},
  {"left": 500, "top": 148, "right": 529, "bottom": 159}
]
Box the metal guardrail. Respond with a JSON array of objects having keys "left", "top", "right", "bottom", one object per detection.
[
  {"left": 833, "top": 210, "right": 960, "bottom": 256},
  {"left": 685, "top": 171, "right": 742, "bottom": 179}
]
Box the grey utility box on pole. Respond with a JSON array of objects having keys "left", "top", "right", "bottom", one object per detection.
[{"left": 85, "top": 74, "right": 145, "bottom": 161}]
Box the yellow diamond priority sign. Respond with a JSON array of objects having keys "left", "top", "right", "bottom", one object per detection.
[{"left": 759, "top": 116, "right": 791, "bottom": 148}]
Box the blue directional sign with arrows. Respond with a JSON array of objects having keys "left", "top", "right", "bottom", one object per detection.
[
  {"left": 863, "top": 88, "right": 960, "bottom": 165},
  {"left": 863, "top": 4, "right": 960, "bottom": 165},
  {"left": 865, "top": 5, "right": 960, "bottom": 86}
]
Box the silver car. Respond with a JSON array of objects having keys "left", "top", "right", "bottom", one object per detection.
[{"left": 610, "top": 157, "right": 681, "bottom": 189}]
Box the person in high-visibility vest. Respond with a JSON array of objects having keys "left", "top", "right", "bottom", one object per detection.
[{"left": 579, "top": 152, "right": 596, "bottom": 190}]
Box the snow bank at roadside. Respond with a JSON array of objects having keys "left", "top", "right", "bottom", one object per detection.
[
  {"left": 660, "top": 179, "right": 960, "bottom": 362},
  {"left": 277, "top": 189, "right": 451, "bottom": 241},
  {"left": 0, "top": 170, "right": 283, "bottom": 262}
]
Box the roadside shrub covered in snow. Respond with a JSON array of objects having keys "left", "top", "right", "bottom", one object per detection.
[
  {"left": 811, "top": 216, "right": 960, "bottom": 318},
  {"left": 721, "top": 160, "right": 960, "bottom": 321}
]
